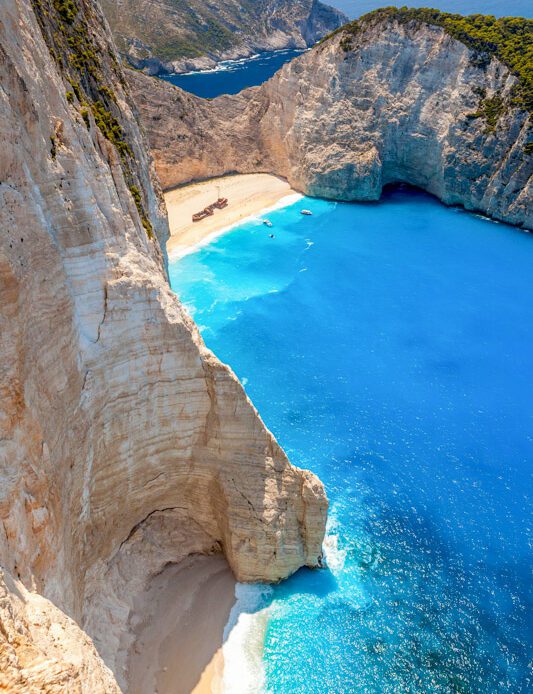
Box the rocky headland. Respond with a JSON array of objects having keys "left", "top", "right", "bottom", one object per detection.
[
  {"left": 129, "top": 9, "right": 532, "bottom": 229},
  {"left": 100, "top": 0, "right": 347, "bottom": 74},
  {"left": 0, "top": 0, "right": 327, "bottom": 690},
  {"left": 1, "top": 2, "right": 532, "bottom": 691}
]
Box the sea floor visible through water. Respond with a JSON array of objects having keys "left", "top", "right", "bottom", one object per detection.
[{"left": 169, "top": 187, "right": 532, "bottom": 693}]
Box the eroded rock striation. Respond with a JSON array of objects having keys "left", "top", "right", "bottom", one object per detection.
[
  {"left": 0, "top": 0, "right": 327, "bottom": 689},
  {"left": 101, "top": 0, "right": 347, "bottom": 74},
  {"left": 130, "top": 10, "right": 532, "bottom": 229}
]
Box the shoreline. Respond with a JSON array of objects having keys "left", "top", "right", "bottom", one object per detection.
[
  {"left": 128, "top": 555, "right": 236, "bottom": 694},
  {"left": 164, "top": 173, "right": 303, "bottom": 261},
  {"left": 149, "top": 46, "right": 309, "bottom": 78},
  {"left": 174, "top": 48, "right": 303, "bottom": 76}
]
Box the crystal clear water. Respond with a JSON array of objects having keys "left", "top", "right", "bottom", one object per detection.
[
  {"left": 169, "top": 188, "right": 532, "bottom": 692},
  {"left": 160, "top": 49, "right": 305, "bottom": 99}
]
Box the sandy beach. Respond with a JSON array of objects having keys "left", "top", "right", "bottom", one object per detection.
[
  {"left": 164, "top": 173, "right": 300, "bottom": 259},
  {"left": 128, "top": 554, "right": 236, "bottom": 694}
]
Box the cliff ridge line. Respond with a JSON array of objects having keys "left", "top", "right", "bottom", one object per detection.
[{"left": 130, "top": 9, "right": 532, "bottom": 229}]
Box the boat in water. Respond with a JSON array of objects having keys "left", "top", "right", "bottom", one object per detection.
[
  {"left": 263, "top": 219, "right": 273, "bottom": 227},
  {"left": 301, "top": 209, "right": 312, "bottom": 216}
]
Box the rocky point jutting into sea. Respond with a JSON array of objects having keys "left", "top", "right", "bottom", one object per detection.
[
  {"left": 100, "top": 0, "right": 348, "bottom": 74},
  {"left": 129, "top": 9, "right": 532, "bottom": 229},
  {"left": 1, "top": 1, "right": 532, "bottom": 691},
  {"left": 0, "top": 0, "right": 327, "bottom": 690}
]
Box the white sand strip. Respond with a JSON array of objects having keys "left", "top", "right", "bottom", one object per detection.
[{"left": 164, "top": 173, "right": 301, "bottom": 260}]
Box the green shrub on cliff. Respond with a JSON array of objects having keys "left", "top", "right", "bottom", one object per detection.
[
  {"left": 52, "top": 0, "right": 77, "bottom": 24},
  {"left": 467, "top": 93, "right": 507, "bottom": 132},
  {"left": 335, "top": 8, "right": 533, "bottom": 115},
  {"left": 31, "top": 0, "right": 156, "bottom": 240}
]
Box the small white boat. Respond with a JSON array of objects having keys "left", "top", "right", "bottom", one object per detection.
[
  {"left": 263, "top": 219, "right": 273, "bottom": 227},
  {"left": 301, "top": 209, "right": 313, "bottom": 216}
]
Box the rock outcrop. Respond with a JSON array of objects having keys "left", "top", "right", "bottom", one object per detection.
[
  {"left": 0, "top": 0, "right": 327, "bottom": 690},
  {"left": 129, "top": 11, "right": 532, "bottom": 229},
  {"left": 101, "top": 0, "right": 347, "bottom": 74}
]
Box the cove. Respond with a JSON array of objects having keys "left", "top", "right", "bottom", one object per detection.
[{"left": 169, "top": 187, "right": 532, "bottom": 692}]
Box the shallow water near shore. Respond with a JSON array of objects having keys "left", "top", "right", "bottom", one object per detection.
[{"left": 169, "top": 188, "right": 532, "bottom": 692}]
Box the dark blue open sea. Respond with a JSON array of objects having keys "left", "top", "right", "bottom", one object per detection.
[
  {"left": 161, "top": 49, "right": 304, "bottom": 99},
  {"left": 336, "top": 1, "right": 532, "bottom": 19},
  {"left": 169, "top": 189, "right": 532, "bottom": 692}
]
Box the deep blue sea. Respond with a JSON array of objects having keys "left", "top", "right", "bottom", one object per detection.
[
  {"left": 169, "top": 189, "right": 532, "bottom": 692},
  {"left": 161, "top": 49, "right": 304, "bottom": 99},
  {"left": 335, "top": 1, "right": 532, "bottom": 19},
  {"left": 160, "top": 2, "right": 531, "bottom": 100}
]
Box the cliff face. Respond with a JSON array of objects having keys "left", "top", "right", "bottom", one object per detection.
[
  {"left": 0, "top": 0, "right": 327, "bottom": 690},
  {"left": 130, "top": 14, "right": 532, "bottom": 229},
  {"left": 100, "top": 0, "right": 347, "bottom": 74}
]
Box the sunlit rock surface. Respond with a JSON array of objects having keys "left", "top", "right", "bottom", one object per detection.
[{"left": 130, "top": 15, "right": 532, "bottom": 229}]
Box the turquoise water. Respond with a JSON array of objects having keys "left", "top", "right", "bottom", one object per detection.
[{"left": 169, "top": 188, "right": 532, "bottom": 692}]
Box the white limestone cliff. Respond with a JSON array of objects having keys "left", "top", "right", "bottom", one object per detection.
[
  {"left": 100, "top": 0, "right": 347, "bottom": 75},
  {"left": 130, "top": 15, "right": 532, "bottom": 229},
  {"left": 0, "top": 0, "right": 327, "bottom": 689}
]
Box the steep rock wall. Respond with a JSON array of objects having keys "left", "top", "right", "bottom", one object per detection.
[
  {"left": 101, "top": 0, "right": 347, "bottom": 74},
  {"left": 130, "top": 16, "right": 532, "bottom": 229},
  {"left": 0, "top": 0, "right": 327, "bottom": 689}
]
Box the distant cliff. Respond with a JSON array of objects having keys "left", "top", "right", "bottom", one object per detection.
[
  {"left": 0, "top": 0, "right": 327, "bottom": 690},
  {"left": 101, "top": 0, "right": 347, "bottom": 74},
  {"left": 130, "top": 9, "right": 532, "bottom": 229}
]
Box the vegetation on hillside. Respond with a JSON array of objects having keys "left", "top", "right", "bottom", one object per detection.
[
  {"left": 100, "top": 0, "right": 346, "bottom": 67},
  {"left": 30, "top": 0, "right": 154, "bottom": 238},
  {"left": 332, "top": 7, "right": 532, "bottom": 118},
  {"left": 110, "top": 0, "right": 262, "bottom": 60}
]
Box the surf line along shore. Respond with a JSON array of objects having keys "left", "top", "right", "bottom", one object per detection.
[
  {"left": 152, "top": 173, "right": 302, "bottom": 692},
  {"left": 165, "top": 173, "right": 303, "bottom": 259}
]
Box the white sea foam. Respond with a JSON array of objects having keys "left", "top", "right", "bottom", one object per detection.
[
  {"left": 221, "top": 583, "right": 273, "bottom": 694},
  {"left": 475, "top": 213, "right": 500, "bottom": 224},
  {"left": 180, "top": 65, "right": 226, "bottom": 76},
  {"left": 180, "top": 51, "right": 270, "bottom": 76},
  {"left": 323, "top": 507, "right": 347, "bottom": 577},
  {"left": 168, "top": 193, "right": 303, "bottom": 262},
  {"left": 259, "top": 192, "right": 303, "bottom": 213}
]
